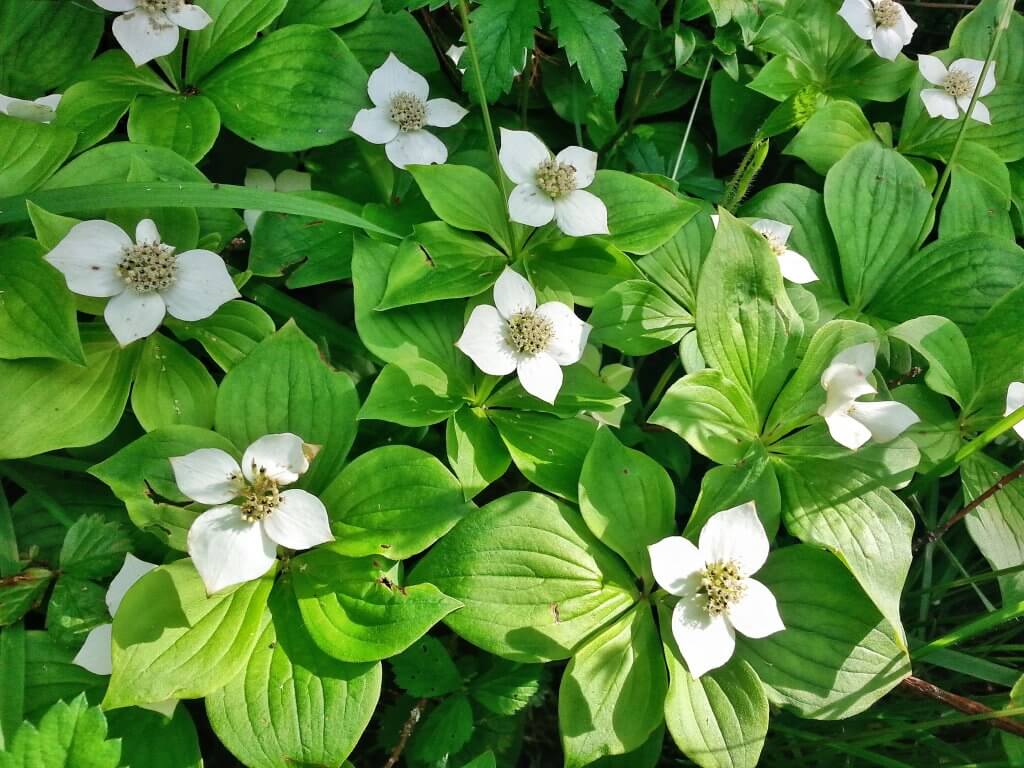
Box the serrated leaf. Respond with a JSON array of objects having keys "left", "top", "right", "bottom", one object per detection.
[
  {"left": 470, "top": 659, "right": 543, "bottom": 715},
  {"left": 45, "top": 577, "right": 107, "bottom": 650},
  {"left": 462, "top": 0, "right": 539, "bottom": 102},
  {"left": 390, "top": 636, "right": 462, "bottom": 697},
  {"left": 408, "top": 694, "right": 475, "bottom": 763},
  {"left": 59, "top": 515, "right": 131, "bottom": 580},
  {"left": 0, "top": 694, "right": 120, "bottom": 768},
  {"left": 547, "top": 0, "right": 626, "bottom": 104},
  {"left": 0, "top": 568, "right": 52, "bottom": 627}
]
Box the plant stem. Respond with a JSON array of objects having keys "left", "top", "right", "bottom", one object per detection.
[
  {"left": 642, "top": 358, "right": 681, "bottom": 421},
  {"left": 899, "top": 675, "right": 1024, "bottom": 737},
  {"left": 671, "top": 55, "right": 713, "bottom": 180},
  {"left": 383, "top": 698, "right": 428, "bottom": 768},
  {"left": 913, "top": 598, "right": 1024, "bottom": 660}
]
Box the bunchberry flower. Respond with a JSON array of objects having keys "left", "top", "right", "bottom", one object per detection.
[
  {"left": 711, "top": 215, "right": 818, "bottom": 284},
  {"left": 838, "top": 0, "right": 916, "bottom": 61},
  {"left": 243, "top": 167, "right": 312, "bottom": 233},
  {"left": 92, "top": 0, "right": 212, "bottom": 67},
  {"left": 0, "top": 92, "right": 61, "bottom": 123},
  {"left": 1005, "top": 382, "right": 1024, "bottom": 439},
  {"left": 918, "top": 55, "right": 996, "bottom": 124}
]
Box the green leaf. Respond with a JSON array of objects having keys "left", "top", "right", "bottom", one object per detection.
[
  {"left": 784, "top": 100, "right": 876, "bottom": 175},
  {"left": 470, "top": 659, "right": 544, "bottom": 715},
  {"left": 0, "top": 117, "right": 76, "bottom": 197},
  {"left": 127, "top": 93, "right": 221, "bottom": 164},
  {"left": 360, "top": 361, "right": 465, "bottom": 427},
  {"left": 59, "top": 515, "right": 131, "bottom": 580},
  {"left": 0, "top": 327, "right": 137, "bottom": 460},
  {"left": 214, "top": 322, "right": 359, "bottom": 494},
  {"left": 961, "top": 453, "right": 1024, "bottom": 605},
  {"left": 408, "top": 694, "right": 475, "bottom": 763},
  {"left": 965, "top": 283, "right": 1024, "bottom": 420},
  {"left": 524, "top": 236, "right": 644, "bottom": 308},
  {"left": 709, "top": 70, "right": 775, "bottom": 155},
  {"left": 250, "top": 196, "right": 356, "bottom": 278},
  {"left": 0, "top": 238, "right": 83, "bottom": 363},
  {"left": 939, "top": 142, "right": 1015, "bottom": 241},
  {"left": 278, "top": 0, "right": 372, "bottom": 26},
  {"left": 26, "top": 201, "right": 78, "bottom": 251},
  {"left": 106, "top": 707, "right": 202, "bottom": 768},
  {"left": 201, "top": 25, "right": 367, "bottom": 152},
  {"left": 166, "top": 300, "right": 276, "bottom": 372},
  {"left": 446, "top": 406, "right": 512, "bottom": 500},
  {"left": 687, "top": 444, "right": 780, "bottom": 539},
  {"left": 0, "top": 568, "right": 52, "bottom": 627},
  {"left": 461, "top": 0, "right": 539, "bottom": 102},
  {"left": 586, "top": 171, "right": 698, "bottom": 254},
  {"left": 292, "top": 548, "right": 462, "bottom": 663},
  {"left": 0, "top": 622, "right": 26, "bottom": 746},
  {"left": 406, "top": 165, "right": 512, "bottom": 253},
  {"left": 588, "top": 279, "right": 692, "bottom": 354},
  {"left": 636, "top": 210, "right": 714, "bottom": 312},
  {"left": 547, "top": 0, "right": 626, "bottom": 104},
  {"left": 338, "top": 5, "right": 439, "bottom": 75},
  {"left": 411, "top": 492, "right": 638, "bottom": 663},
  {"left": 322, "top": 445, "right": 474, "bottom": 560},
  {"left": 45, "top": 576, "right": 107, "bottom": 650},
  {"left": 131, "top": 333, "right": 218, "bottom": 431},
  {"left": 22, "top": 631, "right": 105, "bottom": 719},
  {"left": 104, "top": 558, "right": 275, "bottom": 710},
  {"left": 51, "top": 79, "right": 138, "bottom": 156},
  {"left": 579, "top": 429, "right": 674, "bottom": 584},
  {"left": 389, "top": 636, "right": 462, "bottom": 698},
  {"left": 0, "top": 695, "right": 120, "bottom": 768},
  {"left": 205, "top": 583, "right": 381, "bottom": 768},
  {"left": 559, "top": 605, "right": 666, "bottom": 767},
  {"left": 485, "top": 364, "right": 629, "bottom": 418},
  {"left": 888, "top": 316, "right": 975, "bottom": 407},
  {"left": 736, "top": 546, "right": 911, "bottom": 719},
  {"left": 187, "top": 0, "right": 288, "bottom": 81}
]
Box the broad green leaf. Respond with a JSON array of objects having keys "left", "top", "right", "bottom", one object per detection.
[
  {"left": 784, "top": 100, "right": 876, "bottom": 175},
  {"left": 131, "top": 333, "right": 218, "bottom": 431},
  {"left": 406, "top": 165, "right": 512, "bottom": 253},
  {"left": 737, "top": 546, "right": 911, "bottom": 719},
  {"left": 359, "top": 361, "right": 464, "bottom": 427},
  {"left": 322, "top": 445, "right": 474, "bottom": 560},
  {"left": 411, "top": 492, "right": 638, "bottom": 663},
  {"left": 292, "top": 549, "right": 462, "bottom": 663},
  {"left": 888, "top": 316, "right": 975, "bottom": 407},
  {"left": 206, "top": 583, "right": 381, "bottom": 768},
  {"left": 949, "top": 0, "right": 1024, "bottom": 84},
  {"left": 470, "top": 658, "right": 544, "bottom": 715},
  {"left": 559, "top": 605, "right": 666, "bottom": 767},
  {"left": 338, "top": 4, "right": 439, "bottom": 75},
  {"left": 0, "top": 117, "right": 75, "bottom": 197},
  {"left": 687, "top": 444, "right": 781, "bottom": 539},
  {"left": 547, "top": 0, "right": 626, "bottom": 104},
  {"left": 58, "top": 515, "right": 131, "bottom": 581},
  {"left": 525, "top": 236, "right": 644, "bottom": 308},
  {"left": 26, "top": 201, "right": 78, "bottom": 251},
  {"left": 961, "top": 453, "right": 1024, "bottom": 605},
  {"left": 485, "top": 363, "right": 629, "bottom": 418},
  {"left": 0, "top": 695, "right": 119, "bottom": 768},
  {"left": 586, "top": 171, "right": 698, "bottom": 254},
  {"left": 106, "top": 707, "right": 202, "bottom": 768},
  {"left": 166, "top": 300, "right": 276, "bottom": 372},
  {"left": 408, "top": 695, "right": 475, "bottom": 763},
  {"left": 0, "top": 568, "right": 52, "bottom": 627},
  {"left": 461, "top": 0, "right": 539, "bottom": 102},
  {"left": 939, "top": 142, "right": 1015, "bottom": 241},
  {"left": 965, "top": 283, "right": 1024, "bottom": 421},
  {"left": 891, "top": 385, "right": 959, "bottom": 474},
  {"left": 127, "top": 93, "right": 221, "bottom": 164},
  {"left": 0, "top": 622, "right": 26, "bottom": 746},
  {"left": 215, "top": 322, "right": 359, "bottom": 493},
  {"left": 201, "top": 25, "right": 367, "bottom": 152},
  {"left": 0, "top": 238, "right": 83, "bottom": 363},
  {"left": 390, "top": 636, "right": 462, "bottom": 698},
  {"left": 22, "top": 631, "right": 105, "bottom": 719},
  {"left": 446, "top": 406, "right": 512, "bottom": 500},
  {"left": 588, "top": 279, "right": 692, "bottom": 355},
  {"left": 51, "top": 79, "right": 137, "bottom": 155},
  {"left": 0, "top": 327, "right": 136, "bottom": 460},
  {"left": 105, "top": 559, "right": 275, "bottom": 709},
  {"left": 709, "top": 70, "right": 776, "bottom": 155},
  {"left": 249, "top": 192, "right": 357, "bottom": 277},
  {"left": 278, "top": 0, "right": 372, "bottom": 26},
  {"left": 45, "top": 576, "right": 107, "bottom": 650},
  {"left": 636, "top": 209, "right": 714, "bottom": 312},
  {"left": 186, "top": 0, "right": 289, "bottom": 81}
]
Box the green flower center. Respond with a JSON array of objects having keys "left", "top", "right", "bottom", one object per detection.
[
  {"left": 389, "top": 92, "right": 426, "bottom": 132},
  {"left": 873, "top": 0, "right": 901, "bottom": 28},
  {"left": 117, "top": 242, "right": 177, "bottom": 294},
  {"left": 240, "top": 470, "right": 281, "bottom": 523},
  {"left": 944, "top": 69, "right": 976, "bottom": 99},
  {"left": 700, "top": 560, "right": 745, "bottom": 617},
  {"left": 505, "top": 311, "right": 553, "bottom": 356},
  {"left": 535, "top": 158, "right": 577, "bottom": 199}
]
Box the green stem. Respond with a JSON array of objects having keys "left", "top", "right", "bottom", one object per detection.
[
  {"left": 642, "top": 358, "right": 681, "bottom": 421},
  {"left": 721, "top": 137, "right": 769, "bottom": 212},
  {"left": 671, "top": 55, "right": 713, "bottom": 180},
  {"left": 913, "top": 598, "right": 1024, "bottom": 659}
]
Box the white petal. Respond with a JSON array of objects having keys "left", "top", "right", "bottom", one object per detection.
[
  {"left": 169, "top": 448, "right": 243, "bottom": 504},
  {"left": 710, "top": 214, "right": 720, "bottom": 229},
  {"left": 244, "top": 168, "right": 275, "bottom": 191},
  {"left": 274, "top": 169, "right": 311, "bottom": 193},
  {"left": 828, "top": 342, "right": 877, "bottom": 379},
  {"left": 104, "top": 289, "right": 165, "bottom": 345},
  {"left": 135, "top": 218, "right": 161, "bottom": 244},
  {"left": 825, "top": 410, "right": 874, "bottom": 451},
  {"left": 106, "top": 554, "right": 157, "bottom": 615},
  {"left": 138, "top": 699, "right": 178, "bottom": 718},
  {"left": 498, "top": 128, "right": 551, "bottom": 184},
  {"left": 698, "top": 502, "right": 770, "bottom": 577},
  {"left": 648, "top": 536, "right": 705, "bottom": 596},
  {"left": 671, "top": 595, "right": 736, "bottom": 678},
  {"left": 93, "top": 0, "right": 138, "bottom": 10},
  {"left": 425, "top": 98, "right": 468, "bottom": 128},
  {"left": 959, "top": 96, "right": 991, "bottom": 124},
  {"left": 516, "top": 353, "right": 563, "bottom": 404},
  {"left": 45, "top": 220, "right": 129, "bottom": 298},
  {"left": 4, "top": 98, "right": 57, "bottom": 123},
  {"left": 553, "top": 190, "right": 609, "bottom": 237},
  {"left": 751, "top": 218, "right": 792, "bottom": 244},
  {"left": 921, "top": 90, "right": 959, "bottom": 120},
  {"left": 777, "top": 249, "right": 819, "bottom": 284},
  {"left": 350, "top": 106, "right": 399, "bottom": 145},
  {"left": 112, "top": 9, "right": 181, "bottom": 67},
  {"left": 849, "top": 400, "right": 920, "bottom": 443},
  {"left": 534, "top": 301, "right": 589, "bottom": 365},
  {"left": 951, "top": 58, "right": 997, "bottom": 97},
  {"left": 160, "top": 249, "right": 240, "bottom": 321},
  {"left": 35, "top": 94, "right": 63, "bottom": 112},
  {"left": 1006, "top": 381, "right": 1024, "bottom": 440},
  {"left": 820, "top": 363, "right": 876, "bottom": 417},
  {"left": 838, "top": 0, "right": 876, "bottom": 39},
  {"left": 894, "top": 7, "right": 917, "bottom": 43},
  {"left": 187, "top": 505, "right": 278, "bottom": 594},
  {"left": 508, "top": 183, "right": 556, "bottom": 228},
  {"left": 262, "top": 489, "right": 334, "bottom": 550},
  {"left": 241, "top": 433, "right": 310, "bottom": 484},
  {"left": 728, "top": 578, "right": 785, "bottom": 639},
  {"left": 493, "top": 267, "right": 537, "bottom": 318},
  {"left": 455, "top": 304, "right": 518, "bottom": 376},
  {"left": 164, "top": 3, "right": 211, "bottom": 30},
  {"left": 72, "top": 624, "right": 113, "bottom": 676},
  {"left": 385, "top": 129, "right": 447, "bottom": 169},
  {"left": 446, "top": 45, "right": 465, "bottom": 67},
  {"left": 243, "top": 210, "right": 261, "bottom": 234},
  {"left": 555, "top": 145, "right": 598, "bottom": 189},
  {"left": 367, "top": 53, "right": 429, "bottom": 107},
  {"left": 871, "top": 26, "right": 904, "bottom": 61},
  {"left": 917, "top": 54, "right": 949, "bottom": 86}
]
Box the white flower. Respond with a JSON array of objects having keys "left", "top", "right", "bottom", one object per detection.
[
  {"left": 819, "top": 343, "right": 920, "bottom": 451},
  {"left": 838, "top": 0, "right": 916, "bottom": 61},
  {"left": 93, "top": 0, "right": 211, "bottom": 67},
  {"left": 0, "top": 93, "right": 61, "bottom": 123},
  {"left": 918, "top": 55, "right": 996, "bottom": 124},
  {"left": 45, "top": 218, "right": 240, "bottom": 346},
  {"left": 455, "top": 268, "right": 590, "bottom": 404},
  {"left": 72, "top": 554, "right": 177, "bottom": 717},
  {"left": 648, "top": 502, "right": 784, "bottom": 678},
  {"left": 172, "top": 433, "right": 334, "bottom": 595},
  {"left": 350, "top": 53, "right": 468, "bottom": 169},
  {"left": 243, "top": 167, "right": 312, "bottom": 233},
  {"left": 711, "top": 215, "right": 818, "bottom": 284},
  {"left": 1005, "top": 382, "right": 1024, "bottom": 440},
  {"left": 498, "top": 129, "right": 609, "bottom": 237}
]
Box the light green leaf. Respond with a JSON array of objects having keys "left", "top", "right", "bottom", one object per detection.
[
  {"left": 461, "top": 0, "right": 539, "bottom": 102},
  {"left": 547, "top": 0, "right": 626, "bottom": 104},
  {"left": 52, "top": 80, "right": 137, "bottom": 155},
  {"left": 784, "top": 100, "right": 876, "bottom": 175},
  {"left": 485, "top": 364, "right": 629, "bottom": 418},
  {"left": 278, "top": 0, "right": 372, "bottom": 26},
  {"left": 687, "top": 444, "right": 780, "bottom": 539},
  {"left": 249, "top": 193, "right": 356, "bottom": 277},
  {"left": 965, "top": 283, "right": 1024, "bottom": 421},
  {"left": 587, "top": 170, "right": 698, "bottom": 254},
  {"left": 131, "top": 333, "right": 218, "bottom": 431},
  {"left": 390, "top": 636, "right": 462, "bottom": 698},
  {"left": 888, "top": 316, "right": 975, "bottom": 407},
  {"left": 588, "top": 279, "right": 692, "bottom": 354},
  {"left": 406, "top": 165, "right": 512, "bottom": 253},
  {"left": 446, "top": 406, "right": 512, "bottom": 501},
  {"left": 0, "top": 695, "right": 119, "bottom": 768},
  {"left": 961, "top": 453, "right": 1024, "bottom": 605},
  {"left": 127, "top": 93, "right": 221, "bottom": 164},
  {"left": 0, "top": 117, "right": 75, "bottom": 197},
  {"left": 186, "top": 0, "right": 289, "bottom": 82},
  {"left": 525, "top": 236, "right": 644, "bottom": 308},
  {"left": 166, "top": 300, "right": 276, "bottom": 372},
  {"left": 338, "top": 4, "right": 439, "bottom": 75},
  {"left": 359, "top": 361, "right": 464, "bottom": 427},
  {"left": 939, "top": 142, "right": 1015, "bottom": 241},
  {"left": 636, "top": 209, "right": 714, "bottom": 312}
]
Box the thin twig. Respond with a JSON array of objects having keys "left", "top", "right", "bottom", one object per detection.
[
  {"left": 383, "top": 698, "right": 428, "bottom": 768},
  {"left": 671, "top": 55, "right": 713, "bottom": 180},
  {"left": 906, "top": 1, "right": 978, "bottom": 9},
  {"left": 900, "top": 676, "right": 1024, "bottom": 737}
]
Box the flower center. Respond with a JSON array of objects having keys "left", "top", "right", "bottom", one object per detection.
[
  {"left": 239, "top": 470, "right": 280, "bottom": 523},
  {"left": 700, "top": 560, "right": 745, "bottom": 617},
  {"left": 389, "top": 92, "right": 426, "bottom": 132},
  {"left": 117, "top": 242, "right": 177, "bottom": 294},
  {"left": 138, "top": 0, "right": 185, "bottom": 11},
  {"left": 943, "top": 68, "right": 976, "bottom": 98},
  {"left": 759, "top": 230, "right": 787, "bottom": 257},
  {"left": 535, "top": 158, "right": 577, "bottom": 199},
  {"left": 505, "top": 311, "right": 553, "bottom": 356},
  {"left": 873, "top": 0, "right": 901, "bottom": 27}
]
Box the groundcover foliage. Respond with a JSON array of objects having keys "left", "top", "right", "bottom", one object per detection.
[{"left": 1, "top": 0, "right": 1024, "bottom": 765}]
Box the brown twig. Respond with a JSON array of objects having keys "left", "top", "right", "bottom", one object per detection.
[
  {"left": 383, "top": 698, "right": 428, "bottom": 768},
  {"left": 900, "top": 676, "right": 1024, "bottom": 737},
  {"left": 906, "top": 1, "right": 979, "bottom": 10}
]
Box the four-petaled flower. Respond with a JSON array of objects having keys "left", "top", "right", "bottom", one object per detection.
[
  {"left": 456, "top": 268, "right": 590, "bottom": 404},
  {"left": 648, "top": 502, "right": 784, "bottom": 678},
  {"left": 711, "top": 215, "right": 818, "bottom": 284},
  {"left": 838, "top": 0, "right": 917, "bottom": 61},
  {"left": 93, "top": 0, "right": 212, "bottom": 67},
  {"left": 819, "top": 343, "right": 920, "bottom": 451},
  {"left": 350, "top": 53, "right": 468, "bottom": 169},
  {"left": 243, "top": 167, "right": 312, "bottom": 233},
  {"left": 72, "top": 554, "right": 177, "bottom": 717},
  {"left": 1005, "top": 382, "right": 1024, "bottom": 440},
  {"left": 0, "top": 92, "right": 61, "bottom": 123},
  {"left": 918, "top": 55, "right": 996, "bottom": 124},
  {"left": 172, "top": 433, "right": 334, "bottom": 594},
  {"left": 45, "top": 218, "right": 239, "bottom": 346},
  {"left": 498, "top": 128, "right": 609, "bottom": 237}
]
